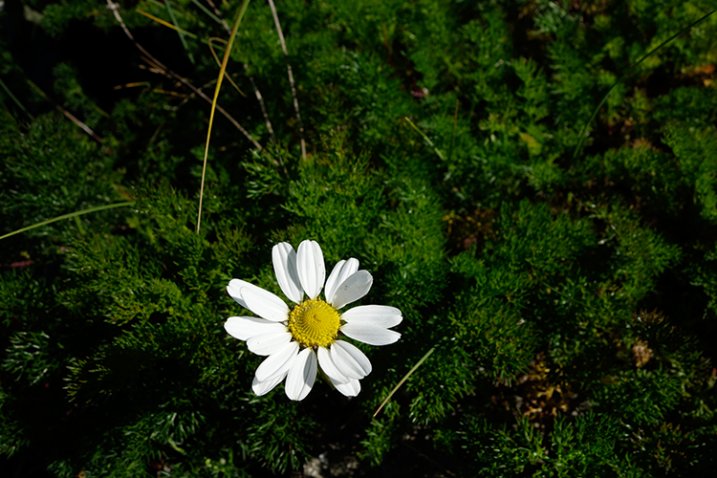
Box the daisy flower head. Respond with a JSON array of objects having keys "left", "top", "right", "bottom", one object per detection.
[{"left": 225, "top": 240, "right": 402, "bottom": 401}]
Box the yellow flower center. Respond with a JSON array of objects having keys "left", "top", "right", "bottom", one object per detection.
[{"left": 287, "top": 299, "right": 340, "bottom": 348}]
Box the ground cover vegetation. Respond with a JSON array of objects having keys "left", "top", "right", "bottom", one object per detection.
[{"left": 1, "top": 0, "right": 717, "bottom": 476}]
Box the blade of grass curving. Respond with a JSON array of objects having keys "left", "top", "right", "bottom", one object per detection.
[
  {"left": 165, "top": 0, "right": 195, "bottom": 63},
  {"left": 404, "top": 117, "right": 445, "bottom": 161},
  {"left": 196, "top": 0, "right": 275, "bottom": 140},
  {"left": 0, "top": 202, "right": 134, "bottom": 241},
  {"left": 373, "top": 346, "right": 436, "bottom": 418},
  {"left": 196, "top": 0, "right": 251, "bottom": 234},
  {"left": 107, "top": 0, "right": 261, "bottom": 148},
  {"left": 572, "top": 7, "right": 717, "bottom": 160},
  {"left": 136, "top": 10, "right": 245, "bottom": 98},
  {"left": 208, "top": 38, "right": 246, "bottom": 96}
]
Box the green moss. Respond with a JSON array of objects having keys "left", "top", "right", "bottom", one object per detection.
[{"left": 2, "top": 0, "right": 717, "bottom": 475}]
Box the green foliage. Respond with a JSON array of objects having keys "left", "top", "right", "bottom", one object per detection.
[
  {"left": 0, "top": 113, "right": 120, "bottom": 241},
  {"left": 2, "top": 0, "right": 717, "bottom": 476},
  {"left": 663, "top": 124, "right": 717, "bottom": 223},
  {"left": 456, "top": 414, "right": 644, "bottom": 477}
]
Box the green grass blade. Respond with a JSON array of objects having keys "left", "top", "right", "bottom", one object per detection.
[
  {"left": 0, "top": 201, "right": 135, "bottom": 241},
  {"left": 165, "top": 0, "right": 195, "bottom": 64},
  {"left": 572, "top": 7, "right": 717, "bottom": 160},
  {"left": 373, "top": 346, "right": 436, "bottom": 418},
  {"left": 0, "top": 78, "right": 33, "bottom": 120},
  {"left": 190, "top": 0, "right": 226, "bottom": 27},
  {"left": 404, "top": 117, "right": 445, "bottom": 161}
]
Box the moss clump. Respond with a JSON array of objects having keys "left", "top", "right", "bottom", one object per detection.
[{"left": 1, "top": 0, "right": 717, "bottom": 476}]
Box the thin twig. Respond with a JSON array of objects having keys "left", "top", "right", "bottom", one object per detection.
[
  {"left": 60, "top": 109, "right": 103, "bottom": 142},
  {"left": 267, "top": 0, "right": 306, "bottom": 159},
  {"left": 203, "top": 0, "right": 230, "bottom": 30},
  {"left": 25, "top": 79, "right": 103, "bottom": 143},
  {"left": 106, "top": 0, "right": 262, "bottom": 150},
  {"left": 133, "top": 13, "right": 246, "bottom": 99},
  {"left": 248, "top": 74, "right": 275, "bottom": 138},
  {"left": 171, "top": 79, "right": 218, "bottom": 110},
  {"left": 190, "top": 0, "right": 226, "bottom": 27}
]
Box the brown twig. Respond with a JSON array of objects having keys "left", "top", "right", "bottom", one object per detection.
[
  {"left": 205, "top": 0, "right": 230, "bottom": 30},
  {"left": 267, "top": 0, "right": 306, "bottom": 160},
  {"left": 248, "top": 73, "right": 275, "bottom": 138},
  {"left": 25, "top": 79, "right": 103, "bottom": 143},
  {"left": 105, "top": 0, "right": 262, "bottom": 150}
]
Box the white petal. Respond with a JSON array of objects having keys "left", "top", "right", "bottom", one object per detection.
[
  {"left": 332, "top": 378, "right": 361, "bottom": 397},
  {"left": 297, "top": 240, "right": 326, "bottom": 299},
  {"left": 330, "top": 340, "right": 372, "bottom": 380},
  {"left": 272, "top": 242, "right": 304, "bottom": 304},
  {"left": 341, "top": 305, "right": 402, "bottom": 328},
  {"left": 247, "top": 331, "right": 292, "bottom": 356},
  {"left": 317, "top": 346, "right": 349, "bottom": 383},
  {"left": 251, "top": 372, "right": 287, "bottom": 396},
  {"left": 241, "top": 285, "right": 289, "bottom": 322},
  {"left": 255, "top": 341, "right": 299, "bottom": 382},
  {"left": 340, "top": 323, "right": 401, "bottom": 346},
  {"left": 227, "top": 279, "right": 264, "bottom": 309},
  {"left": 324, "top": 258, "right": 359, "bottom": 304},
  {"left": 224, "top": 316, "right": 286, "bottom": 341},
  {"left": 330, "top": 270, "right": 373, "bottom": 309},
  {"left": 285, "top": 348, "right": 317, "bottom": 401}
]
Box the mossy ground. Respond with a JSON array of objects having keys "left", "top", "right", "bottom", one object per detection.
[{"left": 1, "top": 1, "right": 717, "bottom": 476}]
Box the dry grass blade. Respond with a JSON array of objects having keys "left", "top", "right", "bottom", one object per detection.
[
  {"left": 208, "top": 38, "right": 246, "bottom": 96},
  {"left": 198, "top": 1, "right": 275, "bottom": 139},
  {"left": 373, "top": 346, "right": 436, "bottom": 418},
  {"left": 196, "top": 0, "right": 251, "bottom": 234},
  {"left": 267, "top": 0, "right": 306, "bottom": 159},
  {"left": 137, "top": 8, "right": 198, "bottom": 39},
  {"left": 135, "top": 10, "right": 246, "bottom": 98},
  {"left": 106, "top": 0, "right": 261, "bottom": 149}
]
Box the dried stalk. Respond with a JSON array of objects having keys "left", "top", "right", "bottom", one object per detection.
[
  {"left": 106, "top": 0, "right": 262, "bottom": 150},
  {"left": 202, "top": 1, "right": 275, "bottom": 139},
  {"left": 267, "top": 0, "right": 306, "bottom": 159}
]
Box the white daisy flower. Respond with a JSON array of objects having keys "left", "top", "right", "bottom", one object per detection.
[{"left": 224, "top": 240, "right": 402, "bottom": 401}]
